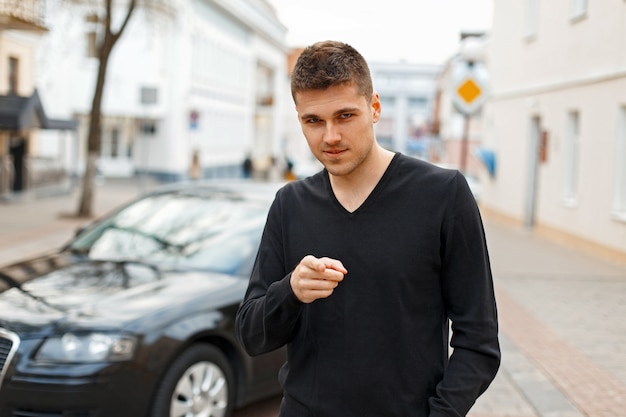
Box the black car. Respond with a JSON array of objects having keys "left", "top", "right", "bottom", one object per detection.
[{"left": 0, "top": 180, "right": 286, "bottom": 417}]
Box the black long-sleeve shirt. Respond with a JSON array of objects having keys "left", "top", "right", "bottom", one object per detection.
[{"left": 236, "top": 153, "right": 500, "bottom": 417}]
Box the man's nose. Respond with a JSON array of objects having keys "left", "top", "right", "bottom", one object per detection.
[{"left": 323, "top": 122, "right": 341, "bottom": 144}]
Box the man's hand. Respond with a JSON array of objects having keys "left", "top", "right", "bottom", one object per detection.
[{"left": 290, "top": 255, "right": 347, "bottom": 303}]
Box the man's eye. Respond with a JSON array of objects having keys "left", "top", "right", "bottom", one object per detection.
[
  {"left": 339, "top": 113, "right": 353, "bottom": 120},
  {"left": 306, "top": 118, "right": 320, "bottom": 124}
]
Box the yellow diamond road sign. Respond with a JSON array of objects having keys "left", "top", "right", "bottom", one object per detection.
[
  {"left": 451, "top": 61, "right": 488, "bottom": 115},
  {"left": 457, "top": 78, "right": 482, "bottom": 105},
  {"left": 452, "top": 71, "right": 487, "bottom": 115}
]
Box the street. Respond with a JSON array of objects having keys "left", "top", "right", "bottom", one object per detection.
[
  {"left": 1, "top": 179, "right": 626, "bottom": 417},
  {"left": 235, "top": 395, "right": 281, "bottom": 416}
]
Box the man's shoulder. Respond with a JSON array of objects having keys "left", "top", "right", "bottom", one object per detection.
[
  {"left": 393, "top": 154, "right": 459, "bottom": 182},
  {"left": 390, "top": 155, "right": 477, "bottom": 212},
  {"left": 276, "top": 171, "right": 326, "bottom": 199}
]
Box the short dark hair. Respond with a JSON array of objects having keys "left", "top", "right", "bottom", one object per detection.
[{"left": 291, "top": 40, "right": 373, "bottom": 102}]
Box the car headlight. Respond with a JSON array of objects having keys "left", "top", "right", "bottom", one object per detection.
[{"left": 36, "top": 333, "right": 137, "bottom": 363}]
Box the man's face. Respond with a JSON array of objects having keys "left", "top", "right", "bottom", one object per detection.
[{"left": 295, "top": 83, "right": 381, "bottom": 178}]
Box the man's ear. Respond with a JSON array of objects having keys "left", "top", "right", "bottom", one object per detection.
[{"left": 371, "top": 92, "right": 382, "bottom": 123}]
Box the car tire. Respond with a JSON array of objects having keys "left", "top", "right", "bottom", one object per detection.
[{"left": 151, "top": 344, "right": 236, "bottom": 417}]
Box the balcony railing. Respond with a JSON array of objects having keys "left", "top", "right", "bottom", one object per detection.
[{"left": 0, "top": 0, "right": 46, "bottom": 32}]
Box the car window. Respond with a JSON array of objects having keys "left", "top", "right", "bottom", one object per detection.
[{"left": 69, "top": 193, "right": 268, "bottom": 276}]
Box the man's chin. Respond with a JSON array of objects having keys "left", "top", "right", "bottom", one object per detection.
[{"left": 324, "top": 163, "right": 355, "bottom": 178}]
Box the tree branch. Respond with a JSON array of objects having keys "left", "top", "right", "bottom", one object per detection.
[{"left": 111, "top": 0, "right": 137, "bottom": 43}]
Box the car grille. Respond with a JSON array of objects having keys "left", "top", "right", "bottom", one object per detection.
[{"left": 0, "top": 328, "right": 20, "bottom": 390}]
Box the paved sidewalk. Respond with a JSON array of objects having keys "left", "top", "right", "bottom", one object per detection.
[
  {"left": 480, "top": 223, "right": 626, "bottom": 417},
  {"left": 1, "top": 178, "right": 626, "bottom": 417}
]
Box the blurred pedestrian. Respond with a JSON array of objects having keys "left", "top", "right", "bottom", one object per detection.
[
  {"left": 283, "top": 158, "right": 296, "bottom": 181},
  {"left": 242, "top": 154, "right": 253, "bottom": 179},
  {"left": 268, "top": 155, "right": 283, "bottom": 181},
  {"left": 189, "top": 149, "right": 201, "bottom": 181},
  {"left": 236, "top": 40, "right": 500, "bottom": 417}
]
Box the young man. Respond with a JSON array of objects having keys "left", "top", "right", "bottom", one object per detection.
[{"left": 236, "top": 40, "right": 500, "bottom": 417}]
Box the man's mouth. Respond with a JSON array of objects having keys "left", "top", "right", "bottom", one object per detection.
[{"left": 324, "top": 149, "right": 345, "bottom": 156}]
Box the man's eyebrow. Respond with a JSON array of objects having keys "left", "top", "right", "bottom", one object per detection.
[
  {"left": 334, "top": 107, "right": 360, "bottom": 115},
  {"left": 299, "top": 112, "right": 318, "bottom": 121},
  {"left": 299, "top": 107, "right": 361, "bottom": 121}
]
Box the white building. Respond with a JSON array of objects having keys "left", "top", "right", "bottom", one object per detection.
[
  {"left": 369, "top": 62, "right": 441, "bottom": 156},
  {"left": 481, "top": 1, "right": 626, "bottom": 261},
  {"left": 37, "top": 0, "right": 288, "bottom": 182}
]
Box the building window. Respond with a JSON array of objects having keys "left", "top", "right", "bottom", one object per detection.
[
  {"left": 8, "top": 57, "right": 18, "bottom": 94},
  {"left": 141, "top": 121, "right": 157, "bottom": 135},
  {"left": 100, "top": 127, "right": 122, "bottom": 158},
  {"left": 255, "top": 63, "right": 274, "bottom": 107},
  {"left": 140, "top": 87, "right": 158, "bottom": 105},
  {"left": 562, "top": 111, "right": 580, "bottom": 206},
  {"left": 380, "top": 96, "right": 396, "bottom": 110},
  {"left": 86, "top": 13, "right": 99, "bottom": 58},
  {"left": 86, "top": 31, "right": 98, "bottom": 57},
  {"left": 110, "top": 128, "right": 120, "bottom": 158},
  {"left": 570, "top": 0, "right": 588, "bottom": 21},
  {"left": 525, "top": 0, "right": 539, "bottom": 39},
  {"left": 409, "top": 97, "right": 428, "bottom": 108},
  {"left": 613, "top": 106, "right": 626, "bottom": 219}
]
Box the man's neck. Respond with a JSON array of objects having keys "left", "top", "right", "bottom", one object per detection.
[{"left": 329, "top": 146, "right": 395, "bottom": 212}]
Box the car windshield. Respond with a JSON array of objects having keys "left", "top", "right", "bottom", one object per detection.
[{"left": 68, "top": 191, "right": 269, "bottom": 276}]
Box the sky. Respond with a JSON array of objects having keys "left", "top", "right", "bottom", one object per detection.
[{"left": 266, "top": 0, "right": 493, "bottom": 65}]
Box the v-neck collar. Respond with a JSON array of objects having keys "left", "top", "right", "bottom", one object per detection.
[{"left": 323, "top": 152, "right": 400, "bottom": 215}]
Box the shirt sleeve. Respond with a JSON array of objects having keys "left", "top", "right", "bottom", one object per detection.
[
  {"left": 235, "top": 193, "right": 303, "bottom": 356},
  {"left": 429, "top": 171, "right": 501, "bottom": 416}
]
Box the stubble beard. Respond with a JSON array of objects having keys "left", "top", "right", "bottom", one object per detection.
[{"left": 322, "top": 142, "right": 374, "bottom": 179}]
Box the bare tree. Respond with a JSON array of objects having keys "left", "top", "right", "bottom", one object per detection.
[{"left": 77, "top": 0, "right": 137, "bottom": 217}]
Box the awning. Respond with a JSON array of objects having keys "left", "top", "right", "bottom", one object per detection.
[
  {"left": 0, "top": 89, "right": 77, "bottom": 131},
  {"left": 475, "top": 147, "right": 496, "bottom": 178}
]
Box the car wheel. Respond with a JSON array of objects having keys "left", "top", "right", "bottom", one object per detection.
[{"left": 151, "top": 344, "right": 235, "bottom": 417}]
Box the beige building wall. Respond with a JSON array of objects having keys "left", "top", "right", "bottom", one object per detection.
[
  {"left": 0, "top": 32, "right": 37, "bottom": 95},
  {"left": 482, "top": 1, "right": 626, "bottom": 260},
  {"left": 0, "top": 30, "right": 42, "bottom": 196}
]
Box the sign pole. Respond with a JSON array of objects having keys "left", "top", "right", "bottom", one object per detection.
[
  {"left": 452, "top": 60, "right": 487, "bottom": 175},
  {"left": 460, "top": 114, "right": 470, "bottom": 174}
]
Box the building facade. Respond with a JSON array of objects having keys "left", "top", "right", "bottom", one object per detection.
[
  {"left": 369, "top": 62, "right": 441, "bottom": 157},
  {"left": 481, "top": 0, "right": 626, "bottom": 260},
  {"left": 37, "top": 0, "right": 288, "bottom": 182},
  {"left": 0, "top": 0, "right": 76, "bottom": 198}
]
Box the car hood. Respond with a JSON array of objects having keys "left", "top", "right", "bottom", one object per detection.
[{"left": 0, "top": 252, "right": 247, "bottom": 333}]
